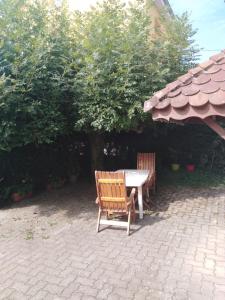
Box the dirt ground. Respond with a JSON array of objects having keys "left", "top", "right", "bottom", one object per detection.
[{"left": 0, "top": 183, "right": 97, "bottom": 241}]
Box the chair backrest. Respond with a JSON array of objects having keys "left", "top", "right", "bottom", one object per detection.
[
  {"left": 95, "top": 171, "right": 127, "bottom": 211},
  {"left": 137, "top": 153, "right": 155, "bottom": 172}
]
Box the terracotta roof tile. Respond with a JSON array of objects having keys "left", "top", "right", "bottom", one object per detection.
[
  {"left": 166, "top": 80, "right": 181, "bottom": 91},
  {"left": 192, "top": 73, "right": 211, "bottom": 85},
  {"left": 168, "top": 88, "right": 181, "bottom": 98},
  {"left": 144, "top": 49, "right": 225, "bottom": 122},
  {"left": 188, "top": 66, "right": 202, "bottom": 76},
  {"left": 151, "top": 103, "right": 225, "bottom": 122},
  {"left": 188, "top": 93, "right": 208, "bottom": 107},
  {"left": 210, "top": 52, "right": 225, "bottom": 62},
  {"left": 217, "top": 58, "right": 225, "bottom": 65},
  {"left": 205, "top": 64, "right": 221, "bottom": 74},
  {"left": 209, "top": 90, "right": 225, "bottom": 105},
  {"left": 199, "top": 60, "right": 214, "bottom": 69},
  {"left": 199, "top": 81, "right": 219, "bottom": 94},
  {"left": 219, "top": 81, "right": 225, "bottom": 91},
  {"left": 154, "top": 87, "right": 169, "bottom": 100},
  {"left": 144, "top": 96, "right": 158, "bottom": 111},
  {"left": 182, "top": 85, "right": 200, "bottom": 96},
  {"left": 178, "top": 73, "right": 192, "bottom": 84},
  {"left": 170, "top": 94, "right": 188, "bottom": 108},
  {"left": 211, "top": 69, "right": 225, "bottom": 82},
  {"left": 155, "top": 98, "right": 170, "bottom": 109}
]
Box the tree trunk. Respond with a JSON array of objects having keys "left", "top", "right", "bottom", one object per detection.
[{"left": 88, "top": 132, "right": 104, "bottom": 179}]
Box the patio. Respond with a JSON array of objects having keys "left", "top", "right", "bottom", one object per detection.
[{"left": 0, "top": 183, "right": 225, "bottom": 300}]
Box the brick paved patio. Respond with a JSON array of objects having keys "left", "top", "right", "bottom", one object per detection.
[{"left": 0, "top": 183, "right": 225, "bottom": 300}]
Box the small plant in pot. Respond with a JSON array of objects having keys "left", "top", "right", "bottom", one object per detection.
[
  {"left": 186, "top": 153, "right": 195, "bottom": 172},
  {"left": 11, "top": 183, "right": 33, "bottom": 202},
  {"left": 46, "top": 174, "right": 66, "bottom": 191},
  {"left": 169, "top": 147, "right": 180, "bottom": 171},
  {"left": 0, "top": 178, "right": 12, "bottom": 207}
]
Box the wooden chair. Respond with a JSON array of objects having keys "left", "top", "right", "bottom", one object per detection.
[
  {"left": 95, "top": 171, "right": 136, "bottom": 235},
  {"left": 137, "top": 153, "right": 156, "bottom": 205}
]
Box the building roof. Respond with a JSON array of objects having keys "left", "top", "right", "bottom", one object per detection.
[
  {"left": 155, "top": 0, "right": 174, "bottom": 17},
  {"left": 144, "top": 50, "right": 225, "bottom": 123}
]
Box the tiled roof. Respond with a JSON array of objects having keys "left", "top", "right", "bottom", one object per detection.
[{"left": 144, "top": 50, "right": 225, "bottom": 122}]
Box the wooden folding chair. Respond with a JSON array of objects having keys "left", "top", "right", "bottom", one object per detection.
[
  {"left": 137, "top": 153, "right": 156, "bottom": 207},
  {"left": 95, "top": 171, "right": 136, "bottom": 235}
]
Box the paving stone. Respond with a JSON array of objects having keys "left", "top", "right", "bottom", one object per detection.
[
  {"left": 107, "top": 293, "right": 121, "bottom": 300},
  {"left": 205, "top": 258, "right": 215, "bottom": 270},
  {"left": 0, "top": 288, "right": 14, "bottom": 299},
  {"left": 32, "top": 290, "right": 48, "bottom": 300},
  {"left": 97, "top": 284, "right": 113, "bottom": 299},
  {"left": 12, "top": 281, "right": 30, "bottom": 295},
  {"left": 78, "top": 285, "right": 98, "bottom": 297},
  {"left": 43, "top": 283, "right": 64, "bottom": 295},
  {"left": 214, "top": 290, "right": 225, "bottom": 300},
  {"left": 60, "top": 282, "right": 80, "bottom": 298},
  {"left": 188, "top": 292, "right": 211, "bottom": 300},
  {"left": 69, "top": 291, "right": 83, "bottom": 299},
  {"left": 0, "top": 184, "right": 225, "bottom": 300}
]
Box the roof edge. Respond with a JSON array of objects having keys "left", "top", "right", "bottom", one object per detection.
[{"left": 144, "top": 49, "right": 225, "bottom": 113}]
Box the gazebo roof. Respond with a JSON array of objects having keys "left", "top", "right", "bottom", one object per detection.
[{"left": 144, "top": 50, "right": 225, "bottom": 139}]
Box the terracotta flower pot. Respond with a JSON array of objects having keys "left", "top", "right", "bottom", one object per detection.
[
  {"left": 47, "top": 178, "right": 66, "bottom": 191},
  {"left": 186, "top": 164, "right": 195, "bottom": 172},
  {"left": 25, "top": 192, "right": 33, "bottom": 199},
  {"left": 171, "top": 163, "right": 180, "bottom": 171},
  {"left": 12, "top": 193, "right": 24, "bottom": 202}
]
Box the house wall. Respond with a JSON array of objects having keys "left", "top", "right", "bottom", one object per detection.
[{"left": 146, "top": 0, "right": 173, "bottom": 36}]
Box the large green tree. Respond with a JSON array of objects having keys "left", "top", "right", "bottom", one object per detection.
[
  {"left": 0, "top": 0, "right": 77, "bottom": 151},
  {"left": 73, "top": 0, "right": 199, "bottom": 173},
  {"left": 0, "top": 0, "right": 199, "bottom": 176}
]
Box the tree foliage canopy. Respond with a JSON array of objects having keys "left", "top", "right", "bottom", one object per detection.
[
  {"left": 74, "top": 1, "right": 199, "bottom": 132},
  {"left": 0, "top": 0, "right": 199, "bottom": 151},
  {"left": 0, "top": 0, "right": 76, "bottom": 150}
]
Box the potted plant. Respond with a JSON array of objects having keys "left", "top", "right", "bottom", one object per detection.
[
  {"left": 186, "top": 153, "right": 195, "bottom": 172},
  {"left": 11, "top": 190, "right": 24, "bottom": 202},
  {"left": 23, "top": 183, "right": 33, "bottom": 199},
  {"left": 169, "top": 147, "right": 180, "bottom": 171},
  {"left": 0, "top": 186, "right": 12, "bottom": 207},
  {"left": 46, "top": 174, "right": 66, "bottom": 191},
  {"left": 11, "top": 183, "right": 33, "bottom": 202}
]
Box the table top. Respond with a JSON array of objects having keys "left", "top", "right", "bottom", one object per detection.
[{"left": 117, "top": 169, "right": 150, "bottom": 187}]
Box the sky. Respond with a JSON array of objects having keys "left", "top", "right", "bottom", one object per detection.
[
  {"left": 68, "top": 0, "right": 225, "bottom": 62},
  {"left": 68, "top": 0, "right": 96, "bottom": 11},
  {"left": 169, "top": 0, "right": 225, "bottom": 61}
]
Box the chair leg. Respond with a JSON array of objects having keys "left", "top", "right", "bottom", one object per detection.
[
  {"left": 131, "top": 199, "right": 136, "bottom": 222},
  {"left": 143, "top": 199, "right": 151, "bottom": 210},
  {"left": 127, "top": 210, "right": 131, "bottom": 236},
  {"left": 96, "top": 208, "right": 101, "bottom": 232},
  {"left": 153, "top": 175, "right": 156, "bottom": 194}
]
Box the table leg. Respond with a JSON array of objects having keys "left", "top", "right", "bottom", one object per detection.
[{"left": 138, "top": 186, "right": 143, "bottom": 219}]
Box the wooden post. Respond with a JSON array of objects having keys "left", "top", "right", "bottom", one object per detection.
[{"left": 203, "top": 117, "right": 225, "bottom": 140}]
